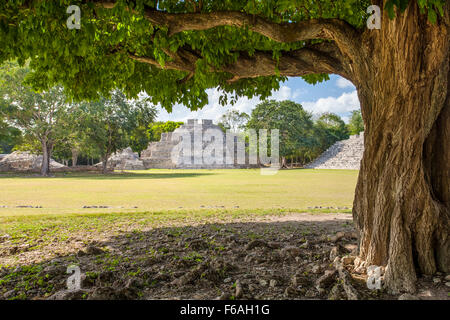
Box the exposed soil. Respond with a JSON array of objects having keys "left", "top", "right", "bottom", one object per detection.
[{"left": 0, "top": 213, "right": 448, "bottom": 300}]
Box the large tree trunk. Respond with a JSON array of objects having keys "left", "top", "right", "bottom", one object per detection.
[{"left": 352, "top": 3, "right": 449, "bottom": 293}]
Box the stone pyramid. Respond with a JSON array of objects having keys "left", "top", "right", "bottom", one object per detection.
[
  {"left": 305, "top": 133, "right": 364, "bottom": 169},
  {"left": 140, "top": 119, "right": 251, "bottom": 169}
]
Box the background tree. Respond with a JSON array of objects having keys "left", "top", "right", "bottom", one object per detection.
[
  {"left": 218, "top": 109, "right": 250, "bottom": 132},
  {"left": 0, "top": 61, "right": 68, "bottom": 176},
  {"left": 247, "top": 100, "right": 315, "bottom": 168},
  {"left": 0, "top": 100, "right": 22, "bottom": 153},
  {"left": 51, "top": 109, "right": 88, "bottom": 166},
  {"left": 347, "top": 110, "right": 364, "bottom": 135},
  {"left": 314, "top": 112, "right": 350, "bottom": 153},
  {"left": 0, "top": 125, "right": 22, "bottom": 154},
  {"left": 129, "top": 124, "right": 151, "bottom": 156},
  {"left": 147, "top": 121, "right": 184, "bottom": 142},
  {"left": 127, "top": 105, "right": 161, "bottom": 155},
  {"left": 316, "top": 113, "right": 349, "bottom": 140},
  {"left": 75, "top": 91, "right": 157, "bottom": 173},
  {"left": 1, "top": 0, "right": 448, "bottom": 292}
]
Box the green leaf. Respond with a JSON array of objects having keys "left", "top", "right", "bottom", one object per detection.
[{"left": 427, "top": 8, "right": 437, "bottom": 23}]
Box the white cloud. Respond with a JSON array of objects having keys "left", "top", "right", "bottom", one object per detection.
[
  {"left": 156, "top": 85, "right": 294, "bottom": 123},
  {"left": 270, "top": 85, "right": 292, "bottom": 101},
  {"left": 336, "top": 77, "right": 355, "bottom": 89},
  {"left": 301, "top": 90, "right": 360, "bottom": 115},
  {"left": 292, "top": 88, "right": 308, "bottom": 99}
]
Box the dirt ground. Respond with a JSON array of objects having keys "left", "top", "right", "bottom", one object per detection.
[{"left": 0, "top": 212, "right": 448, "bottom": 300}]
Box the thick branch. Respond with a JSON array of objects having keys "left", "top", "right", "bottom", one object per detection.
[
  {"left": 223, "top": 43, "right": 347, "bottom": 82},
  {"left": 128, "top": 42, "right": 349, "bottom": 83},
  {"left": 98, "top": 2, "right": 361, "bottom": 61},
  {"left": 147, "top": 10, "right": 358, "bottom": 44}
]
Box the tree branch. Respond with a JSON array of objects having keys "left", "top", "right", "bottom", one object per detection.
[
  {"left": 128, "top": 42, "right": 349, "bottom": 83},
  {"left": 223, "top": 42, "right": 349, "bottom": 82},
  {"left": 97, "top": 2, "right": 361, "bottom": 70},
  {"left": 149, "top": 11, "right": 359, "bottom": 45},
  {"left": 98, "top": 3, "right": 360, "bottom": 48}
]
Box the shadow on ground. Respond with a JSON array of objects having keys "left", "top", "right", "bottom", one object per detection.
[{"left": 0, "top": 216, "right": 446, "bottom": 300}]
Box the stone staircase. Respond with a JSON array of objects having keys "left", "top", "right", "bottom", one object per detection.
[
  {"left": 140, "top": 119, "right": 255, "bottom": 169},
  {"left": 305, "top": 133, "right": 364, "bottom": 169}
]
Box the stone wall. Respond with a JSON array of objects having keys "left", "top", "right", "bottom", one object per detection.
[{"left": 305, "top": 134, "right": 364, "bottom": 170}]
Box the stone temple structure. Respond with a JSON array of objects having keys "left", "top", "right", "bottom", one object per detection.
[
  {"left": 305, "top": 133, "right": 364, "bottom": 169},
  {"left": 141, "top": 119, "right": 253, "bottom": 169}
]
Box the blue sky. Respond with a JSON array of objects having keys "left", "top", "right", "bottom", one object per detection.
[{"left": 156, "top": 75, "right": 360, "bottom": 123}]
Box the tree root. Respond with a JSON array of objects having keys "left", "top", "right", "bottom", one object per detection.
[{"left": 332, "top": 257, "right": 359, "bottom": 300}]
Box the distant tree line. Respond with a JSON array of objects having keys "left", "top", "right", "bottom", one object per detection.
[
  {"left": 0, "top": 61, "right": 162, "bottom": 175},
  {"left": 219, "top": 101, "right": 364, "bottom": 168}
]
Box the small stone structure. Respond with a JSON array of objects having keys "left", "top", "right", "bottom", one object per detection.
[
  {"left": 0, "top": 151, "right": 67, "bottom": 172},
  {"left": 305, "top": 134, "right": 364, "bottom": 169},
  {"left": 97, "top": 147, "right": 146, "bottom": 170},
  {"left": 141, "top": 119, "right": 253, "bottom": 169}
]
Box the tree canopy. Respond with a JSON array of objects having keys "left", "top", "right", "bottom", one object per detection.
[
  {"left": 74, "top": 90, "right": 157, "bottom": 172},
  {"left": 347, "top": 110, "right": 364, "bottom": 135},
  {"left": 218, "top": 109, "right": 249, "bottom": 132},
  {"left": 148, "top": 120, "right": 184, "bottom": 142},
  {"left": 314, "top": 112, "right": 349, "bottom": 147},
  {"left": 0, "top": 1, "right": 444, "bottom": 110},
  {"left": 247, "top": 100, "right": 315, "bottom": 163},
  {"left": 0, "top": 60, "right": 70, "bottom": 175}
]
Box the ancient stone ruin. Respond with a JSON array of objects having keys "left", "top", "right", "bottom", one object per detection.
[
  {"left": 97, "top": 147, "right": 146, "bottom": 170},
  {"left": 141, "top": 119, "right": 253, "bottom": 169},
  {"left": 305, "top": 134, "right": 364, "bottom": 169},
  {"left": 140, "top": 131, "right": 179, "bottom": 169},
  {"left": 0, "top": 151, "right": 67, "bottom": 172}
]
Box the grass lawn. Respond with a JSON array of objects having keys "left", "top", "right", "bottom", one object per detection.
[{"left": 0, "top": 169, "right": 358, "bottom": 216}]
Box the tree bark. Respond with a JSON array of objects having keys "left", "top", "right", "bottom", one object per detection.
[
  {"left": 352, "top": 3, "right": 449, "bottom": 293},
  {"left": 71, "top": 148, "right": 79, "bottom": 167},
  {"left": 101, "top": 156, "right": 109, "bottom": 174},
  {"left": 40, "top": 139, "right": 52, "bottom": 177},
  {"left": 40, "top": 142, "right": 49, "bottom": 176},
  {"left": 281, "top": 156, "right": 287, "bottom": 169},
  {"left": 101, "top": 148, "right": 112, "bottom": 174},
  {"left": 41, "top": 141, "right": 53, "bottom": 176}
]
